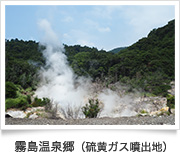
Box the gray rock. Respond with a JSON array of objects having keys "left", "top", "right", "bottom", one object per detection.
[
  {"left": 6, "top": 110, "right": 26, "bottom": 118},
  {"left": 29, "top": 113, "right": 38, "bottom": 119}
]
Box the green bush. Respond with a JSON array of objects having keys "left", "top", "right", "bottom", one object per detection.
[
  {"left": 5, "top": 82, "right": 17, "bottom": 98},
  {"left": 140, "top": 109, "right": 148, "bottom": 114},
  {"left": 32, "top": 97, "right": 50, "bottom": 107},
  {"left": 167, "top": 94, "right": 175, "bottom": 109},
  {"left": 27, "top": 95, "right": 32, "bottom": 104},
  {"left": 5, "top": 97, "right": 29, "bottom": 111},
  {"left": 82, "top": 99, "right": 101, "bottom": 118},
  {"left": 6, "top": 98, "right": 17, "bottom": 110}
]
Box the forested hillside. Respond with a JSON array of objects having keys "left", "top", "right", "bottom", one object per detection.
[
  {"left": 6, "top": 19, "right": 175, "bottom": 96},
  {"left": 109, "top": 47, "right": 127, "bottom": 54},
  {"left": 6, "top": 39, "right": 45, "bottom": 89},
  {"left": 110, "top": 20, "right": 175, "bottom": 95}
]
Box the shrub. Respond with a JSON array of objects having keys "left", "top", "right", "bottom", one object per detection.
[
  {"left": 167, "top": 94, "right": 175, "bottom": 109},
  {"left": 6, "top": 98, "right": 17, "bottom": 110},
  {"left": 140, "top": 109, "right": 148, "bottom": 114},
  {"left": 60, "top": 104, "right": 81, "bottom": 119},
  {"left": 5, "top": 82, "right": 17, "bottom": 98},
  {"left": 27, "top": 95, "right": 32, "bottom": 104},
  {"left": 42, "top": 98, "right": 51, "bottom": 106},
  {"left": 32, "top": 97, "right": 40, "bottom": 107},
  {"left": 5, "top": 97, "right": 29, "bottom": 111},
  {"left": 82, "top": 98, "right": 101, "bottom": 118},
  {"left": 32, "top": 97, "right": 50, "bottom": 107}
]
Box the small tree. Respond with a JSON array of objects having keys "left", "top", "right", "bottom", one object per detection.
[
  {"left": 82, "top": 98, "right": 101, "bottom": 118},
  {"left": 5, "top": 82, "right": 17, "bottom": 98}
]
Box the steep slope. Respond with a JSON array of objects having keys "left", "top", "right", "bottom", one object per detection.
[
  {"left": 114, "top": 20, "right": 175, "bottom": 95},
  {"left": 119, "top": 20, "right": 174, "bottom": 77}
]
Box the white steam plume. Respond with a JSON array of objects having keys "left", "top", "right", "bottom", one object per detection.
[
  {"left": 36, "top": 19, "right": 93, "bottom": 118},
  {"left": 36, "top": 19, "right": 149, "bottom": 119}
]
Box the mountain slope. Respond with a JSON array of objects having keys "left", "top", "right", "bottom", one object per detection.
[
  {"left": 114, "top": 19, "right": 175, "bottom": 95},
  {"left": 5, "top": 20, "right": 175, "bottom": 95},
  {"left": 117, "top": 19, "right": 174, "bottom": 79},
  {"left": 109, "top": 47, "right": 127, "bottom": 54}
]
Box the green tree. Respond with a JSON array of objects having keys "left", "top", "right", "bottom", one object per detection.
[{"left": 5, "top": 81, "right": 17, "bottom": 98}]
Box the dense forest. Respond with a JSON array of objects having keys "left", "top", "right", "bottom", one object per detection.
[{"left": 5, "top": 19, "right": 175, "bottom": 104}]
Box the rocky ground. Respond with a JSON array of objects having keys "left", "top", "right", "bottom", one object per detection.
[{"left": 5, "top": 114, "right": 175, "bottom": 125}]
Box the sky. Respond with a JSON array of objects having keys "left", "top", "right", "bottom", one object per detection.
[{"left": 5, "top": 5, "right": 175, "bottom": 51}]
